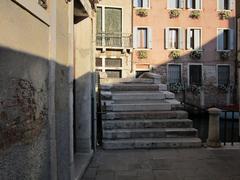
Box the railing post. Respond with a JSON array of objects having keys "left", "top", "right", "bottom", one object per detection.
[{"left": 207, "top": 108, "right": 222, "bottom": 148}]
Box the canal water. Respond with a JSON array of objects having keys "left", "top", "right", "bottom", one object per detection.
[{"left": 189, "top": 112, "right": 240, "bottom": 143}]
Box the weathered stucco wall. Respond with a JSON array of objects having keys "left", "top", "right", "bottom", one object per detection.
[{"left": 0, "top": 0, "right": 50, "bottom": 179}]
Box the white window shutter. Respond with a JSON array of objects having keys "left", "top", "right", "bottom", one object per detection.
[
  {"left": 229, "top": 29, "right": 234, "bottom": 50},
  {"left": 168, "top": 0, "right": 175, "bottom": 9},
  {"left": 180, "top": 0, "right": 185, "bottom": 8},
  {"left": 178, "top": 28, "right": 184, "bottom": 49},
  {"left": 217, "top": 29, "right": 224, "bottom": 50},
  {"left": 229, "top": 0, "right": 235, "bottom": 10},
  {"left": 194, "top": 30, "right": 201, "bottom": 49},
  {"left": 196, "top": 0, "right": 201, "bottom": 9},
  {"left": 187, "top": 29, "right": 191, "bottom": 49},
  {"left": 187, "top": 0, "right": 192, "bottom": 8},
  {"left": 143, "top": 0, "right": 149, "bottom": 8},
  {"left": 133, "top": 0, "right": 138, "bottom": 8},
  {"left": 218, "top": 0, "right": 224, "bottom": 10},
  {"left": 165, "top": 28, "right": 169, "bottom": 49},
  {"left": 133, "top": 27, "right": 138, "bottom": 48},
  {"left": 147, "top": 27, "right": 152, "bottom": 49}
]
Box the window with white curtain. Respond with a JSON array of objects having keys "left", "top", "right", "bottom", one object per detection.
[
  {"left": 168, "top": 64, "right": 182, "bottom": 84},
  {"left": 218, "top": 0, "right": 235, "bottom": 10},
  {"left": 187, "top": 28, "right": 202, "bottom": 50},
  {"left": 187, "top": 0, "right": 202, "bottom": 9},
  {"left": 168, "top": 0, "right": 185, "bottom": 9},
  {"left": 165, "top": 28, "right": 183, "bottom": 49},
  {"left": 134, "top": 0, "right": 150, "bottom": 8},
  {"left": 217, "top": 29, "right": 234, "bottom": 51},
  {"left": 133, "top": 27, "right": 152, "bottom": 49}
]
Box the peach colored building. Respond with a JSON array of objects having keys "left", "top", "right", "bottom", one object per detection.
[{"left": 133, "top": 0, "right": 237, "bottom": 108}]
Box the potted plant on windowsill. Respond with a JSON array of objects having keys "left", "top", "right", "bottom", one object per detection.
[
  {"left": 136, "top": 9, "right": 148, "bottom": 17},
  {"left": 187, "top": 84, "right": 202, "bottom": 95},
  {"left": 189, "top": 10, "right": 201, "bottom": 19},
  {"left": 219, "top": 51, "right": 231, "bottom": 60},
  {"left": 190, "top": 50, "right": 202, "bottom": 60},
  {"left": 169, "top": 50, "right": 181, "bottom": 59},
  {"left": 169, "top": 9, "right": 180, "bottom": 18},
  {"left": 168, "top": 82, "right": 185, "bottom": 93},
  {"left": 218, "top": 84, "right": 233, "bottom": 93},
  {"left": 218, "top": 10, "right": 231, "bottom": 20},
  {"left": 138, "top": 50, "right": 148, "bottom": 59}
]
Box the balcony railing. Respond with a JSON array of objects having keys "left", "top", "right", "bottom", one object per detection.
[{"left": 96, "top": 32, "right": 132, "bottom": 49}]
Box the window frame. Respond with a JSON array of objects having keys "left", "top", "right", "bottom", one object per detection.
[
  {"left": 216, "top": 64, "right": 231, "bottom": 86},
  {"left": 167, "top": 0, "right": 184, "bottom": 10},
  {"left": 134, "top": 0, "right": 151, "bottom": 9},
  {"left": 165, "top": 27, "right": 183, "bottom": 50},
  {"left": 134, "top": 26, "right": 152, "bottom": 50},
  {"left": 167, "top": 63, "right": 183, "bottom": 84},
  {"left": 13, "top": 0, "right": 50, "bottom": 25},
  {"left": 187, "top": 0, "right": 203, "bottom": 10},
  {"left": 186, "top": 27, "right": 203, "bottom": 51},
  {"left": 216, "top": 28, "right": 233, "bottom": 52},
  {"left": 217, "top": 0, "right": 234, "bottom": 11},
  {"left": 188, "top": 63, "right": 203, "bottom": 86},
  {"left": 95, "top": 57, "right": 124, "bottom": 74}
]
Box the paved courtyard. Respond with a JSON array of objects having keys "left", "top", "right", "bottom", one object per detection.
[{"left": 82, "top": 147, "right": 240, "bottom": 180}]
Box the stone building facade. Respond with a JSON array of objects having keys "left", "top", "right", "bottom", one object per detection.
[
  {"left": 95, "top": 0, "right": 133, "bottom": 79},
  {"left": 132, "top": 0, "right": 237, "bottom": 108},
  {"left": 0, "top": 0, "right": 97, "bottom": 179}
]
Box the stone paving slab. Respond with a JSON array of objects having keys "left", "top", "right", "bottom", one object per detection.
[{"left": 81, "top": 148, "right": 240, "bottom": 180}]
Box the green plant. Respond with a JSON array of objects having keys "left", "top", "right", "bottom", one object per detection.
[
  {"left": 168, "top": 82, "right": 185, "bottom": 93},
  {"left": 218, "top": 84, "right": 233, "bottom": 93},
  {"left": 190, "top": 10, "right": 201, "bottom": 19},
  {"left": 219, "top": 51, "right": 231, "bottom": 60},
  {"left": 169, "top": 9, "right": 180, "bottom": 18},
  {"left": 190, "top": 51, "right": 202, "bottom": 60},
  {"left": 219, "top": 10, "right": 231, "bottom": 20},
  {"left": 138, "top": 50, "right": 148, "bottom": 59},
  {"left": 170, "top": 50, "right": 181, "bottom": 59},
  {"left": 187, "top": 85, "right": 202, "bottom": 95},
  {"left": 136, "top": 9, "right": 148, "bottom": 17}
]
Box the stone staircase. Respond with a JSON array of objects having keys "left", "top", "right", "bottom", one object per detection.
[{"left": 100, "top": 78, "right": 202, "bottom": 150}]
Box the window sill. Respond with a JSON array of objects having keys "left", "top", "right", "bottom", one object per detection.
[
  {"left": 186, "top": 49, "right": 203, "bottom": 52},
  {"left": 134, "top": 7, "right": 151, "bottom": 10},
  {"left": 13, "top": 0, "right": 50, "bottom": 25},
  {"left": 188, "top": 8, "right": 203, "bottom": 11},
  {"left": 167, "top": 8, "right": 183, "bottom": 10},
  {"left": 217, "top": 9, "right": 232, "bottom": 12},
  {"left": 135, "top": 48, "right": 152, "bottom": 51},
  {"left": 216, "top": 50, "right": 232, "bottom": 52},
  {"left": 166, "top": 48, "right": 182, "bottom": 51}
]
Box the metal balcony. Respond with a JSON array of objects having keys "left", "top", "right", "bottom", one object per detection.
[{"left": 96, "top": 32, "right": 133, "bottom": 50}]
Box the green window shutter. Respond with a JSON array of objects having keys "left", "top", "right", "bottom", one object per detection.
[
  {"left": 187, "top": 29, "right": 191, "bottom": 49},
  {"left": 133, "top": 27, "right": 138, "bottom": 48},
  {"left": 196, "top": 0, "right": 201, "bottom": 9},
  {"left": 229, "top": 29, "right": 234, "bottom": 50},
  {"left": 180, "top": 0, "right": 185, "bottom": 8},
  {"left": 165, "top": 28, "right": 169, "bottom": 49},
  {"left": 187, "top": 0, "right": 192, "bottom": 8},
  {"left": 218, "top": 0, "right": 224, "bottom": 10},
  {"left": 217, "top": 29, "right": 224, "bottom": 50},
  {"left": 147, "top": 27, "right": 152, "bottom": 49},
  {"left": 143, "top": 0, "right": 149, "bottom": 8},
  {"left": 178, "top": 28, "right": 184, "bottom": 49},
  {"left": 229, "top": 0, "right": 235, "bottom": 10},
  {"left": 194, "top": 29, "right": 201, "bottom": 49}
]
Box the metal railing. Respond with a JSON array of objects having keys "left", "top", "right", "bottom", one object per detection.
[{"left": 96, "top": 32, "right": 133, "bottom": 48}]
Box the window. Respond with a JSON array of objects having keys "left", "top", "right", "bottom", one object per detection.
[
  {"left": 187, "top": 28, "right": 202, "bottom": 50},
  {"left": 218, "top": 0, "right": 234, "bottom": 10},
  {"left": 95, "top": 58, "right": 123, "bottom": 79},
  {"left": 168, "top": 64, "right": 182, "bottom": 84},
  {"left": 168, "top": 0, "right": 185, "bottom": 9},
  {"left": 133, "top": 27, "right": 152, "bottom": 49},
  {"left": 133, "top": 0, "right": 150, "bottom": 8},
  {"left": 96, "top": 7, "right": 122, "bottom": 47},
  {"left": 217, "top": 29, "right": 234, "bottom": 51},
  {"left": 165, "top": 28, "right": 183, "bottom": 49},
  {"left": 187, "top": 0, "right": 202, "bottom": 9},
  {"left": 189, "top": 65, "right": 202, "bottom": 86},
  {"left": 218, "top": 65, "right": 230, "bottom": 86}
]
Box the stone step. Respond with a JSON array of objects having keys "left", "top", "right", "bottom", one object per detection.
[
  {"left": 101, "top": 84, "right": 167, "bottom": 91},
  {"left": 102, "top": 138, "right": 202, "bottom": 150},
  {"left": 103, "top": 119, "right": 193, "bottom": 130},
  {"left": 103, "top": 128, "right": 198, "bottom": 139},
  {"left": 101, "top": 91, "right": 175, "bottom": 100},
  {"left": 111, "top": 92, "right": 166, "bottom": 100},
  {"left": 101, "top": 78, "right": 154, "bottom": 85},
  {"left": 103, "top": 110, "right": 188, "bottom": 120},
  {"left": 106, "top": 103, "right": 172, "bottom": 112}
]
